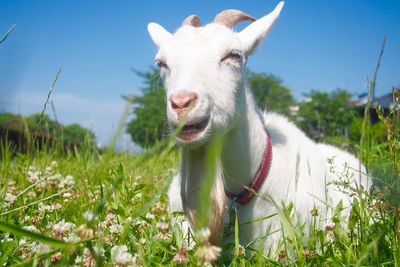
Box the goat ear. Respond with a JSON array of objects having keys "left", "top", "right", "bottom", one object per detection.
[
  {"left": 238, "top": 1, "right": 284, "bottom": 55},
  {"left": 147, "top": 22, "right": 172, "bottom": 48}
]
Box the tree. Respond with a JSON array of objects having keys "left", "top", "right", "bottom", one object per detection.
[
  {"left": 297, "top": 89, "right": 355, "bottom": 141},
  {"left": 64, "top": 124, "right": 95, "bottom": 145},
  {"left": 126, "top": 68, "right": 167, "bottom": 148},
  {"left": 248, "top": 71, "right": 295, "bottom": 117},
  {"left": 0, "top": 112, "right": 95, "bottom": 148}
]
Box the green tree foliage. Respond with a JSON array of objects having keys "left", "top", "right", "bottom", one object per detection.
[
  {"left": 0, "top": 112, "right": 95, "bottom": 146},
  {"left": 297, "top": 89, "right": 355, "bottom": 141},
  {"left": 248, "top": 71, "right": 295, "bottom": 117},
  {"left": 126, "top": 68, "right": 167, "bottom": 148},
  {"left": 64, "top": 123, "right": 95, "bottom": 144}
]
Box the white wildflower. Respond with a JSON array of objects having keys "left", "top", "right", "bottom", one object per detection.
[
  {"left": 1, "top": 233, "right": 13, "bottom": 243},
  {"left": 19, "top": 238, "right": 28, "bottom": 246},
  {"left": 27, "top": 191, "right": 37, "bottom": 198},
  {"left": 59, "top": 175, "right": 75, "bottom": 188},
  {"left": 98, "top": 212, "right": 116, "bottom": 229},
  {"left": 173, "top": 248, "right": 189, "bottom": 264},
  {"left": 83, "top": 210, "right": 97, "bottom": 222},
  {"left": 196, "top": 227, "right": 211, "bottom": 243},
  {"left": 65, "top": 231, "right": 81, "bottom": 243},
  {"left": 22, "top": 225, "right": 40, "bottom": 233},
  {"left": 30, "top": 242, "right": 50, "bottom": 254},
  {"left": 111, "top": 245, "right": 137, "bottom": 267},
  {"left": 75, "top": 224, "right": 94, "bottom": 240},
  {"left": 51, "top": 161, "right": 58, "bottom": 168},
  {"left": 74, "top": 255, "right": 82, "bottom": 265},
  {"left": 156, "top": 222, "right": 169, "bottom": 231},
  {"left": 27, "top": 170, "right": 41, "bottom": 183},
  {"left": 195, "top": 243, "right": 222, "bottom": 263},
  {"left": 5, "top": 192, "right": 17, "bottom": 206},
  {"left": 145, "top": 212, "right": 155, "bottom": 220},
  {"left": 52, "top": 219, "right": 76, "bottom": 239},
  {"left": 63, "top": 192, "right": 72, "bottom": 198},
  {"left": 46, "top": 166, "right": 54, "bottom": 175},
  {"left": 109, "top": 224, "right": 124, "bottom": 234}
]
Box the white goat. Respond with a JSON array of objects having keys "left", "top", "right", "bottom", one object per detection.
[{"left": 147, "top": 1, "right": 371, "bottom": 252}]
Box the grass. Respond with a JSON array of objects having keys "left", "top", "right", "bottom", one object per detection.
[
  {"left": 0, "top": 131, "right": 398, "bottom": 266},
  {"left": 0, "top": 90, "right": 399, "bottom": 267}
]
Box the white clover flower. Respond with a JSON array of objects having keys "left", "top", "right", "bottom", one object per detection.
[
  {"left": 156, "top": 222, "right": 169, "bottom": 231},
  {"left": 45, "top": 166, "right": 54, "bottom": 175},
  {"left": 98, "top": 212, "right": 117, "bottom": 229},
  {"left": 145, "top": 212, "right": 155, "bottom": 220},
  {"left": 27, "top": 170, "right": 41, "bottom": 183},
  {"left": 109, "top": 224, "right": 124, "bottom": 234},
  {"left": 19, "top": 238, "right": 28, "bottom": 246},
  {"left": 30, "top": 242, "right": 50, "bottom": 254},
  {"left": 51, "top": 161, "right": 58, "bottom": 168},
  {"left": 22, "top": 225, "right": 40, "bottom": 233},
  {"left": 111, "top": 245, "right": 137, "bottom": 267},
  {"left": 47, "top": 203, "right": 62, "bottom": 212},
  {"left": 74, "top": 255, "right": 82, "bottom": 264},
  {"left": 173, "top": 248, "right": 189, "bottom": 264},
  {"left": 59, "top": 175, "right": 75, "bottom": 188},
  {"left": 104, "top": 212, "right": 117, "bottom": 223},
  {"left": 50, "top": 173, "right": 62, "bottom": 180},
  {"left": 196, "top": 227, "right": 211, "bottom": 243},
  {"left": 38, "top": 203, "right": 50, "bottom": 213},
  {"left": 52, "top": 219, "right": 76, "bottom": 239},
  {"left": 27, "top": 191, "right": 37, "bottom": 198},
  {"left": 52, "top": 219, "right": 76, "bottom": 232},
  {"left": 63, "top": 192, "right": 72, "bottom": 198},
  {"left": 65, "top": 231, "right": 81, "bottom": 243},
  {"left": 5, "top": 192, "right": 17, "bottom": 205},
  {"left": 0, "top": 233, "right": 13, "bottom": 243},
  {"left": 195, "top": 243, "right": 222, "bottom": 263},
  {"left": 83, "top": 210, "right": 97, "bottom": 222}
]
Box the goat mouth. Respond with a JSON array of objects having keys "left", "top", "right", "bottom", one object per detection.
[{"left": 175, "top": 118, "right": 209, "bottom": 141}]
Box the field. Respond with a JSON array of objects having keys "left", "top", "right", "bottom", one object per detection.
[{"left": 0, "top": 96, "right": 399, "bottom": 267}]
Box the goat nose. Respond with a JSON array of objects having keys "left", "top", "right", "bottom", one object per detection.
[{"left": 169, "top": 92, "right": 198, "bottom": 111}]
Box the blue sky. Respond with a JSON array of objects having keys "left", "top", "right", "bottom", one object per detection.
[{"left": 1, "top": 1, "right": 399, "bottom": 148}]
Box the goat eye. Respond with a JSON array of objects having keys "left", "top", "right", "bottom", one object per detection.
[
  {"left": 156, "top": 59, "right": 168, "bottom": 69},
  {"left": 221, "top": 51, "right": 242, "bottom": 62}
]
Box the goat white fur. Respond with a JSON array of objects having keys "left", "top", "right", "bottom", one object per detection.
[{"left": 147, "top": 2, "right": 371, "bottom": 252}]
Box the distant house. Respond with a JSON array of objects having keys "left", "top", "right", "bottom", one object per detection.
[{"left": 350, "top": 88, "right": 399, "bottom": 124}]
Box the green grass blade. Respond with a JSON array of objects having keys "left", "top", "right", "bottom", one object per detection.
[
  {"left": 0, "top": 24, "right": 15, "bottom": 44},
  {"left": 0, "top": 221, "right": 72, "bottom": 249}
]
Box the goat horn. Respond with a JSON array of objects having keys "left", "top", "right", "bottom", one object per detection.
[
  {"left": 182, "top": 15, "right": 201, "bottom": 27},
  {"left": 213, "top": 9, "right": 256, "bottom": 29}
]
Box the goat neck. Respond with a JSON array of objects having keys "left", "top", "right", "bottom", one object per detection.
[{"left": 220, "top": 87, "right": 268, "bottom": 195}]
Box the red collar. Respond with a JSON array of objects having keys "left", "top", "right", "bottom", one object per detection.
[{"left": 225, "top": 131, "right": 273, "bottom": 205}]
